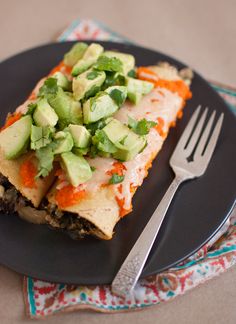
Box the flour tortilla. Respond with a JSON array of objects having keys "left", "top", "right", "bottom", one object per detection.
[
  {"left": 0, "top": 149, "right": 54, "bottom": 208},
  {"left": 47, "top": 185, "right": 120, "bottom": 240}
]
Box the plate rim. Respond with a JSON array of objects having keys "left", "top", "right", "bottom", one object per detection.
[{"left": 0, "top": 40, "right": 235, "bottom": 284}]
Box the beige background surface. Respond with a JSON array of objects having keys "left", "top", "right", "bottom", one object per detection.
[{"left": 0, "top": 0, "right": 236, "bottom": 323}]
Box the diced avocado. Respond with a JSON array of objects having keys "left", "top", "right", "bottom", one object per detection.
[
  {"left": 54, "top": 131, "right": 66, "bottom": 139},
  {"left": 70, "top": 100, "right": 83, "bottom": 125},
  {"left": 83, "top": 93, "right": 119, "bottom": 124},
  {"left": 69, "top": 124, "right": 91, "bottom": 148},
  {"left": 48, "top": 88, "right": 82, "bottom": 128},
  {"left": 126, "top": 77, "right": 154, "bottom": 104},
  {"left": 72, "top": 43, "right": 104, "bottom": 76},
  {"left": 30, "top": 125, "right": 54, "bottom": 150},
  {"left": 0, "top": 115, "right": 32, "bottom": 159},
  {"left": 113, "top": 132, "right": 146, "bottom": 161},
  {"left": 105, "top": 85, "right": 127, "bottom": 107},
  {"left": 103, "top": 51, "right": 135, "bottom": 75},
  {"left": 53, "top": 131, "right": 74, "bottom": 154},
  {"left": 73, "top": 147, "right": 89, "bottom": 156},
  {"left": 102, "top": 118, "right": 129, "bottom": 143},
  {"left": 52, "top": 71, "right": 71, "bottom": 91},
  {"left": 92, "top": 129, "right": 117, "bottom": 154},
  {"left": 72, "top": 68, "right": 106, "bottom": 101},
  {"left": 33, "top": 98, "right": 58, "bottom": 127},
  {"left": 61, "top": 152, "right": 92, "bottom": 187},
  {"left": 98, "top": 151, "right": 112, "bottom": 158},
  {"left": 63, "top": 42, "right": 88, "bottom": 67},
  {"left": 102, "top": 118, "right": 146, "bottom": 161}
]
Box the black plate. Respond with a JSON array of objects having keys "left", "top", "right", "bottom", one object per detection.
[{"left": 0, "top": 41, "right": 235, "bottom": 285}]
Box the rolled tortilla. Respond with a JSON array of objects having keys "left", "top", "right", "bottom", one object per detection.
[
  {"left": 47, "top": 185, "right": 120, "bottom": 239},
  {"left": 0, "top": 62, "right": 71, "bottom": 216},
  {"left": 0, "top": 150, "right": 54, "bottom": 208},
  {"left": 0, "top": 78, "right": 55, "bottom": 208},
  {"left": 45, "top": 65, "right": 192, "bottom": 240}
]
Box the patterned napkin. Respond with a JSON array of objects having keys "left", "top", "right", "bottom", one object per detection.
[{"left": 23, "top": 18, "right": 236, "bottom": 319}]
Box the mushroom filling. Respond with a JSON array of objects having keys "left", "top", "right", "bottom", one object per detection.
[
  {"left": 43, "top": 201, "right": 98, "bottom": 239},
  {"left": 0, "top": 173, "right": 97, "bottom": 239},
  {"left": 0, "top": 173, "right": 47, "bottom": 224}
]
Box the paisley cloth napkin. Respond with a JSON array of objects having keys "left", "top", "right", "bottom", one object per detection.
[{"left": 23, "top": 18, "right": 236, "bottom": 319}]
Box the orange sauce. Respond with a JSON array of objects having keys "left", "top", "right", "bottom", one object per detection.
[
  {"left": 55, "top": 185, "right": 86, "bottom": 209},
  {"left": 49, "top": 61, "right": 72, "bottom": 76},
  {"left": 106, "top": 161, "right": 126, "bottom": 177},
  {"left": 154, "top": 117, "right": 165, "bottom": 137},
  {"left": 19, "top": 158, "right": 37, "bottom": 188},
  {"left": 1, "top": 112, "right": 22, "bottom": 131},
  {"left": 137, "top": 66, "right": 192, "bottom": 100}
]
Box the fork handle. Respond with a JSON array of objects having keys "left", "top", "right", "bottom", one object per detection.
[{"left": 111, "top": 174, "right": 185, "bottom": 298}]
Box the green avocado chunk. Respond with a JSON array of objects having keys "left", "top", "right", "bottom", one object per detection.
[
  {"left": 103, "top": 51, "right": 135, "bottom": 75},
  {"left": 61, "top": 152, "right": 92, "bottom": 187},
  {"left": 33, "top": 98, "right": 58, "bottom": 127},
  {"left": 83, "top": 93, "right": 119, "bottom": 124},
  {"left": 105, "top": 85, "right": 127, "bottom": 107},
  {"left": 102, "top": 118, "right": 129, "bottom": 143},
  {"left": 53, "top": 131, "right": 74, "bottom": 154},
  {"left": 102, "top": 118, "right": 147, "bottom": 161},
  {"left": 30, "top": 125, "right": 54, "bottom": 150},
  {"left": 63, "top": 42, "right": 88, "bottom": 67},
  {"left": 69, "top": 124, "right": 91, "bottom": 148},
  {"left": 52, "top": 71, "right": 71, "bottom": 91},
  {"left": 72, "top": 43, "right": 104, "bottom": 76},
  {"left": 0, "top": 115, "right": 32, "bottom": 159},
  {"left": 126, "top": 77, "right": 154, "bottom": 104},
  {"left": 73, "top": 147, "right": 89, "bottom": 156},
  {"left": 113, "top": 132, "right": 146, "bottom": 161},
  {"left": 48, "top": 88, "right": 82, "bottom": 128},
  {"left": 72, "top": 68, "right": 106, "bottom": 101}
]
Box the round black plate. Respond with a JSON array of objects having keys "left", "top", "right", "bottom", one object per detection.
[{"left": 0, "top": 41, "right": 235, "bottom": 285}]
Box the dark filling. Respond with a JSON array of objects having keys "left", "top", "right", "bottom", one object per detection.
[
  {"left": 43, "top": 200, "right": 98, "bottom": 239},
  {"left": 0, "top": 173, "right": 31, "bottom": 213},
  {"left": 0, "top": 173, "right": 97, "bottom": 239}
]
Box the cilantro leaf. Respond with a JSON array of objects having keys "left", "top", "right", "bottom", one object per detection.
[
  {"left": 101, "top": 72, "right": 126, "bottom": 91},
  {"left": 83, "top": 85, "right": 101, "bottom": 101},
  {"left": 116, "top": 74, "right": 126, "bottom": 85},
  {"left": 127, "top": 69, "right": 136, "bottom": 78},
  {"left": 35, "top": 145, "right": 54, "bottom": 178},
  {"left": 25, "top": 103, "right": 37, "bottom": 116},
  {"left": 128, "top": 116, "right": 157, "bottom": 135},
  {"left": 92, "top": 130, "right": 117, "bottom": 153},
  {"left": 90, "top": 166, "right": 96, "bottom": 172},
  {"left": 86, "top": 70, "right": 100, "bottom": 80},
  {"left": 38, "top": 78, "right": 58, "bottom": 98},
  {"left": 101, "top": 71, "right": 117, "bottom": 90},
  {"left": 72, "top": 147, "right": 89, "bottom": 156},
  {"left": 89, "top": 145, "right": 98, "bottom": 158},
  {"left": 95, "top": 56, "right": 123, "bottom": 72},
  {"left": 86, "top": 119, "right": 107, "bottom": 136},
  {"left": 109, "top": 89, "right": 126, "bottom": 107},
  {"left": 31, "top": 125, "right": 54, "bottom": 150},
  {"left": 109, "top": 173, "right": 124, "bottom": 184}
]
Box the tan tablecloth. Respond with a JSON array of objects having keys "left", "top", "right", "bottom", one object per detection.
[{"left": 0, "top": 0, "right": 235, "bottom": 323}]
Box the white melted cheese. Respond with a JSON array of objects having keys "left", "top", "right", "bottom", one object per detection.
[
  {"left": 85, "top": 157, "right": 115, "bottom": 192},
  {"left": 83, "top": 88, "right": 183, "bottom": 211}
]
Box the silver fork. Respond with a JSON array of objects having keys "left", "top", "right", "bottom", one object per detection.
[{"left": 111, "top": 106, "right": 224, "bottom": 298}]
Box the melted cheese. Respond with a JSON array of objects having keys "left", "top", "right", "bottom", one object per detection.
[
  {"left": 85, "top": 157, "right": 115, "bottom": 192},
  {"left": 82, "top": 88, "right": 183, "bottom": 211}
]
